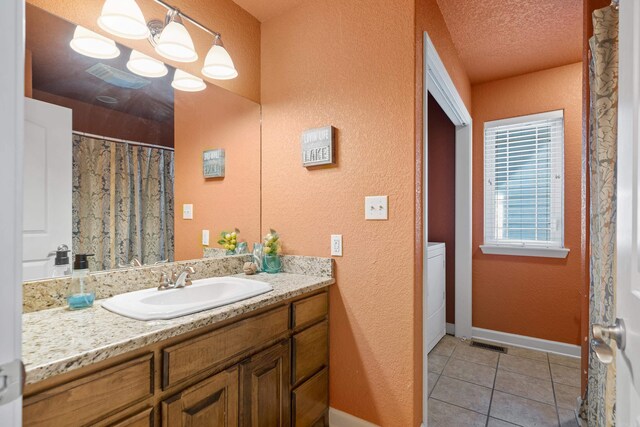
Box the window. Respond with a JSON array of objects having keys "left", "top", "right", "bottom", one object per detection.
[{"left": 481, "top": 110, "right": 568, "bottom": 258}]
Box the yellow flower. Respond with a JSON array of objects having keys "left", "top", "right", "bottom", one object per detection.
[{"left": 264, "top": 246, "right": 272, "bottom": 254}]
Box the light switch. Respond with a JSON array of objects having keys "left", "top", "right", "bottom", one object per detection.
[
  {"left": 202, "top": 229, "right": 210, "bottom": 246},
  {"left": 365, "top": 196, "right": 388, "bottom": 220},
  {"left": 331, "top": 234, "right": 343, "bottom": 256},
  {"left": 183, "top": 204, "right": 193, "bottom": 220}
]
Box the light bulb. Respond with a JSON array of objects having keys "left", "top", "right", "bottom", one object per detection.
[
  {"left": 127, "top": 50, "right": 168, "bottom": 78},
  {"left": 171, "top": 69, "right": 206, "bottom": 92},
  {"left": 70, "top": 26, "right": 120, "bottom": 59},
  {"left": 202, "top": 36, "right": 238, "bottom": 80},
  {"left": 155, "top": 14, "right": 197, "bottom": 63},
  {"left": 98, "top": 0, "right": 149, "bottom": 40}
]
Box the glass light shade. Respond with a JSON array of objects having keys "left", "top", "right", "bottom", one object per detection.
[
  {"left": 171, "top": 69, "right": 206, "bottom": 92},
  {"left": 155, "top": 21, "right": 198, "bottom": 63},
  {"left": 202, "top": 43, "right": 238, "bottom": 80},
  {"left": 98, "top": 0, "right": 149, "bottom": 40},
  {"left": 126, "top": 50, "right": 168, "bottom": 78},
  {"left": 69, "top": 26, "right": 120, "bottom": 59}
]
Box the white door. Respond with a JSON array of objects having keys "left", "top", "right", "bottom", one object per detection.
[
  {"left": 22, "top": 98, "right": 72, "bottom": 281},
  {"left": 615, "top": 0, "right": 640, "bottom": 424},
  {"left": 0, "top": 0, "right": 24, "bottom": 424}
]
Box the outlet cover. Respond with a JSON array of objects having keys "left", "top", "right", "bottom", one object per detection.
[
  {"left": 331, "top": 234, "right": 343, "bottom": 256},
  {"left": 183, "top": 204, "right": 193, "bottom": 220},
  {"left": 365, "top": 196, "right": 388, "bottom": 220},
  {"left": 202, "top": 229, "right": 210, "bottom": 246}
]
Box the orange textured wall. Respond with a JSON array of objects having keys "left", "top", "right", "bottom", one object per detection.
[
  {"left": 173, "top": 83, "right": 261, "bottom": 261},
  {"left": 32, "top": 90, "right": 174, "bottom": 147},
  {"left": 261, "top": 1, "right": 416, "bottom": 425},
  {"left": 27, "top": 0, "right": 261, "bottom": 103},
  {"left": 471, "top": 62, "right": 583, "bottom": 345},
  {"left": 427, "top": 94, "right": 456, "bottom": 324}
]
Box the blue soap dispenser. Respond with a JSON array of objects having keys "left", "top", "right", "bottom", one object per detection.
[{"left": 68, "top": 253, "right": 95, "bottom": 310}]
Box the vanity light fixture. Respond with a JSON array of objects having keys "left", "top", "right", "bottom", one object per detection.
[
  {"left": 98, "top": 0, "right": 150, "bottom": 40},
  {"left": 153, "top": 10, "right": 198, "bottom": 63},
  {"left": 202, "top": 34, "right": 238, "bottom": 80},
  {"left": 171, "top": 69, "right": 206, "bottom": 92},
  {"left": 70, "top": 26, "right": 120, "bottom": 59},
  {"left": 127, "top": 50, "right": 168, "bottom": 78}
]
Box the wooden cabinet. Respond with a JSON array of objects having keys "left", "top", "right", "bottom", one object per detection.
[
  {"left": 24, "top": 290, "right": 329, "bottom": 427},
  {"left": 240, "top": 341, "right": 291, "bottom": 427},
  {"left": 162, "top": 367, "right": 239, "bottom": 427}
]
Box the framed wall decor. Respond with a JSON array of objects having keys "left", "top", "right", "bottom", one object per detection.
[
  {"left": 301, "top": 126, "right": 336, "bottom": 167},
  {"left": 203, "top": 149, "right": 225, "bottom": 178}
]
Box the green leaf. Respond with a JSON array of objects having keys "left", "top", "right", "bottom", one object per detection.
[{"left": 217, "top": 239, "right": 226, "bottom": 245}]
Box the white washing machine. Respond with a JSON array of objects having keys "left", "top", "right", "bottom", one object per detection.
[{"left": 426, "top": 242, "right": 446, "bottom": 353}]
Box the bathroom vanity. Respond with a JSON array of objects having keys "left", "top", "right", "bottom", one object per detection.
[{"left": 22, "top": 260, "right": 333, "bottom": 427}]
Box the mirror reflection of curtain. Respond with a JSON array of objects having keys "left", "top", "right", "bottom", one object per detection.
[
  {"left": 72, "top": 134, "right": 175, "bottom": 271},
  {"left": 582, "top": 5, "right": 618, "bottom": 427}
]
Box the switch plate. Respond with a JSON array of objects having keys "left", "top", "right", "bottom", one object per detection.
[
  {"left": 202, "top": 229, "right": 210, "bottom": 246},
  {"left": 365, "top": 196, "right": 388, "bottom": 220},
  {"left": 331, "top": 234, "right": 343, "bottom": 256},
  {"left": 183, "top": 204, "right": 193, "bottom": 220}
]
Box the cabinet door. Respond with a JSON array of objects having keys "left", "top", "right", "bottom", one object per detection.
[
  {"left": 162, "top": 367, "right": 239, "bottom": 427},
  {"left": 240, "top": 341, "right": 291, "bottom": 427}
]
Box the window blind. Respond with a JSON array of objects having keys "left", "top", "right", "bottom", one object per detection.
[{"left": 484, "top": 110, "right": 564, "bottom": 248}]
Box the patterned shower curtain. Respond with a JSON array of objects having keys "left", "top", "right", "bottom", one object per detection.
[
  {"left": 583, "top": 5, "right": 618, "bottom": 427},
  {"left": 72, "top": 134, "right": 175, "bottom": 271}
]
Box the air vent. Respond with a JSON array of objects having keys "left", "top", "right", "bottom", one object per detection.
[
  {"left": 470, "top": 341, "right": 508, "bottom": 353},
  {"left": 86, "top": 63, "right": 150, "bottom": 89}
]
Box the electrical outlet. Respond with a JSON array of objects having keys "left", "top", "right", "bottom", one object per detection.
[
  {"left": 365, "top": 196, "right": 388, "bottom": 220},
  {"left": 202, "top": 229, "right": 210, "bottom": 246},
  {"left": 183, "top": 204, "right": 193, "bottom": 220},
  {"left": 331, "top": 234, "right": 343, "bottom": 256}
]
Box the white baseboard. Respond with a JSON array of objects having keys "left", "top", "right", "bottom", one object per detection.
[
  {"left": 472, "top": 327, "right": 581, "bottom": 357},
  {"left": 329, "top": 408, "right": 379, "bottom": 427},
  {"left": 446, "top": 323, "right": 455, "bottom": 335}
]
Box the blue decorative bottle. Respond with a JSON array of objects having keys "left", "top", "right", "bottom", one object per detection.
[{"left": 67, "top": 254, "right": 95, "bottom": 310}]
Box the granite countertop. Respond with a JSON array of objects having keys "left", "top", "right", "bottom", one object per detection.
[{"left": 23, "top": 272, "right": 334, "bottom": 385}]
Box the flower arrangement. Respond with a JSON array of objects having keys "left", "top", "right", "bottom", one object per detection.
[
  {"left": 263, "top": 229, "right": 282, "bottom": 256},
  {"left": 218, "top": 228, "right": 240, "bottom": 253}
]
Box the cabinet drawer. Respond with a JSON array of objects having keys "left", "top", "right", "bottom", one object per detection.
[
  {"left": 98, "top": 407, "right": 154, "bottom": 427},
  {"left": 292, "top": 293, "right": 328, "bottom": 330},
  {"left": 163, "top": 306, "right": 289, "bottom": 389},
  {"left": 292, "top": 321, "right": 328, "bottom": 385},
  {"left": 23, "top": 354, "right": 153, "bottom": 427},
  {"left": 292, "top": 368, "right": 328, "bottom": 427}
]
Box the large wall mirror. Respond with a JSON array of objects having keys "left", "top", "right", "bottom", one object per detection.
[{"left": 23, "top": 2, "right": 261, "bottom": 281}]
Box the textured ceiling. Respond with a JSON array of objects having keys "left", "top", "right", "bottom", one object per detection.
[
  {"left": 231, "top": 0, "right": 306, "bottom": 22},
  {"left": 436, "top": 0, "right": 582, "bottom": 84}
]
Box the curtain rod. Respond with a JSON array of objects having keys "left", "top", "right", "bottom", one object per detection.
[{"left": 73, "top": 131, "right": 175, "bottom": 152}]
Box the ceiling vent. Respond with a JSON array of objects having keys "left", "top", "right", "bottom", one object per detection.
[{"left": 85, "top": 63, "right": 150, "bottom": 89}]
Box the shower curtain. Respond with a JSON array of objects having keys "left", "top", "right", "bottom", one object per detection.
[
  {"left": 583, "top": 5, "right": 618, "bottom": 427},
  {"left": 72, "top": 134, "right": 175, "bottom": 271}
]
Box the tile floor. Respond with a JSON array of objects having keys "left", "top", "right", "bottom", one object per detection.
[{"left": 427, "top": 335, "right": 583, "bottom": 427}]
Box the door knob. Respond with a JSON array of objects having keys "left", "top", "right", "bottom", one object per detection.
[{"left": 592, "top": 318, "right": 626, "bottom": 364}]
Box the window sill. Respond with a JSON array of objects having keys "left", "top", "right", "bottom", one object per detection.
[{"left": 479, "top": 245, "right": 570, "bottom": 259}]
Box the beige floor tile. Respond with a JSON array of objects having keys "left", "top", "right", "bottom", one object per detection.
[
  {"left": 490, "top": 391, "right": 559, "bottom": 427},
  {"left": 431, "top": 337, "right": 457, "bottom": 357},
  {"left": 428, "top": 354, "right": 449, "bottom": 374},
  {"left": 428, "top": 398, "right": 487, "bottom": 427},
  {"left": 555, "top": 382, "right": 580, "bottom": 410},
  {"left": 499, "top": 353, "right": 551, "bottom": 380},
  {"left": 431, "top": 375, "right": 493, "bottom": 414},
  {"left": 551, "top": 363, "right": 581, "bottom": 387},
  {"left": 427, "top": 372, "right": 440, "bottom": 396},
  {"left": 549, "top": 353, "right": 581, "bottom": 369},
  {"left": 506, "top": 346, "right": 549, "bottom": 362},
  {"left": 442, "top": 357, "right": 497, "bottom": 388},
  {"left": 453, "top": 343, "right": 500, "bottom": 367},
  {"left": 494, "top": 369, "right": 555, "bottom": 405},
  {"left": 559, "top": 408, "right": 579, "bottom": 426},
  {"left": 488, "top": 418, "right": 520, "bottom": 427}
]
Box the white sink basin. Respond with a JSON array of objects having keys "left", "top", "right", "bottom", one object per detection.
[{"left": 102, "top": 276, "right": 273, "bottom": 320}]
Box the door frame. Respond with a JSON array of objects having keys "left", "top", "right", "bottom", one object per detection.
[
  {"left": 0, "top": 0, "right": 24, "bottom": 424},
  {"left": 422, "top": 31, "right": 473, "bottom": 425}
]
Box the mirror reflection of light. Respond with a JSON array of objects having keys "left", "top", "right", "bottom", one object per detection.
[
  {"left": 171, "top": 69, "right": 206, "bottom": 92},
  {"left": 98, "top": 0, "right": 150, "bottom": 40},
  {"left": 69, "top": 25, "right": 120, "bottom": 59},
  {"left": 127, "top": 50, "right": 168, "bottom": 78}
]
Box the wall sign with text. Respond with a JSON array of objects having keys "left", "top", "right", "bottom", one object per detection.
[
  {"left": 203, "top": 149, "right": 225, "bottom": 178},
  {"left": 301, "top": 126, "right": 336, "bottom": 167}
]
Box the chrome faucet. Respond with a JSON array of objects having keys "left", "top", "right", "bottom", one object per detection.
[{"left": 157, "top": 266, "right": 196, "bottom": 290}]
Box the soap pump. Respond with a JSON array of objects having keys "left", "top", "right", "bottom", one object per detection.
[
  {"left": 68, "top": 253, "right": 95, "bottom": 310},
  {"left": 51, "top": 245, "right": 71, "bottom": 278}
]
